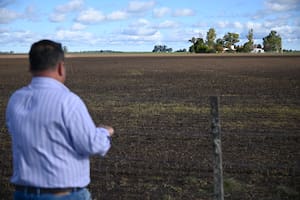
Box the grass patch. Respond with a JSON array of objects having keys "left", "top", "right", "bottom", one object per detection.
[
  {"left": 222, "top": 105, "right": 300, "bottom": 117},
  {"left": 224, "top": 177, "right": 246, "bottom": 193},
  {"left": 121, "top": 103, "right": 209, "bottom": 116},
  {"left": 221, "top": 104, "right": 300, "bottom": 130},
  {"left": 275, "top": 185, "right": 299, "bottom": 199}
]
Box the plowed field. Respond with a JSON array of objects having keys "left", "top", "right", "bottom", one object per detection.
[{"left": 1, "top": 54, "right": 299, "bottom": 199}]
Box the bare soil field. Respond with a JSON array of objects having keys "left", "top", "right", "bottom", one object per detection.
[{"left": 0, "top": 54, "right": 299, "bottom": 199}]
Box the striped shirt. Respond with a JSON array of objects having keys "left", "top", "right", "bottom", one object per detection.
[{"left": 5, "top": 77, "right": 111, "bottom": 188}]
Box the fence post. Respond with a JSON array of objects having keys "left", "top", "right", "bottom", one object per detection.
[{"left": 210, "top": 96, "right": 224, "bottom": 200}]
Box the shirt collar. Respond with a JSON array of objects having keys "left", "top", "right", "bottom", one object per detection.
[{"left": 30, "top": 77, "right": 69, "bottom": 91}]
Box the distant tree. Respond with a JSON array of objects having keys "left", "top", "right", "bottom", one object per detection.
[
  {"left": 263, "top": 30, "right": 282, "bottom": 52},
  {"left": 188, "top": 37, "right": 196, "bottom": 53},
  {"left": 206, "top": 28, "right": 216, "bottom": 50},
  {"left": 175, "top": 48, "right": 187, "bottom": 52},
  {"left": 243, "top": 29, "right": 254, "bottom": 52},
  {"left": 152, "top": 45, "right": 160, "bottom": 52},
  {"left": 283, "top": 49, "right": 292, "bottom": 52},
  {"left": 195, "top": 38, "right": 208, "bottom": 53},
  {"left": 188, "top": 37, "right": 208, "bottom": 53},
  {"left": 223, "top": 32, "right": 239, "bottom": 48},
  {"left": 215, "top": 38, "right": 224, "bottom": 52},
  {"left": 188, "top": 37, "right": 197, "bottom": 52},
  {"left": 189, "top": 28, "right": 220, "bottom": 53},
  {"left": 152, "top": 45, "right": 172, "bottom": 53},
  {"left": 63, "top": 46, "right": 68, "bottom": 53}
]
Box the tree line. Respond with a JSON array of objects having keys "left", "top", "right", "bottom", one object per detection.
[{"left": 153, "top": 28, "right": 283, "bottom": 53}]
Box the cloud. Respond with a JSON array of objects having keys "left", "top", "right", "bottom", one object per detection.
[
  {"left": 122, "top": 30, "right": 162, "bottom": 43},
  {"left": 122, "top": 27, "right": 157, "bottom": 36},
  {"left": 0, "top": 4, "right": 40, "bottom": 24},
  {"left": 49, "top": 13, "right": 66, "bottom": 22},
  {"left": 49, "top": 0, "right": 84, "bottom": 23},
  {"left": 107, "top": 11, "right": 128, "bottom": 20},
  {"left": 0, "top": 8, "right": 20, "bottom": 23},
  {"left": 212, "top": 18, "right": 300, "bottom": 45},
  {"left": 265, "top": 0, "right": 300, "bottom": 12},
  {"left": 0, "top": 30, "right": 38, "bottom": 46},
  {"left": 23, "top": 5, "right": 39, "bottom": 21},
  {"left": 261, "top": 18, "right": 300, "bottom": 40},
  {"left": 127, "top": 0, "right": 155, "bottom": 13},
  {"left": 155, "top": 20, "right": 179, "bottom": 29},
  {"left": 50, "top": 29, "right": 111, "bottom": 49},
  {"left": 71, "top": 22, "right": 86, "bottom": 30},
  {"left": 76, "top": 8, "right": 106, "bottom": 24},
  {"left": 295, "top": 18, "right": 300, "bottom": 26},
  {"left": 0, "top": 0, "right": 15, "bottom": 8},
  {"left": 117, "top": 16, "right": 181, "bottom": 46},
  {"left": 216, "top": 21, "right": 230, "bottom": 29},
  {"left": 55, "top": 0, "right": 84, "bottom": 12},
  {"left": 173, "top": 8, "right": 195, "bottom": 17},
  {"left": 153, "top": 7, "right": 170, "bottom": 18},
  {"left": 55, "top": 29, "right": 95, "bottom": 43},
  {"left": 244, "top": 20, "right": 300, "bottom": 48},
  {"left": 0, "top": 26, "right": 9, "bottom": 33},
  {"left": 133, "top": 18, "right": 151, "bottom": 27},
  {"left": 120, "top": 18, "right": 161, "bottom": 43},
  {"left": 246, "top": 21, "right": 263, "bottom": 30},
  {"left": 163, "top": 29, "right": 195, "bottom": 43},
  {"left": 254, "top": 0, "right": 300, "bottom": 19},
  {"left": 216, "top": 21, "right": 262, "bottom": 32},
  {"left": 233, "top": 21, "right": 244, "bottom": 29}
]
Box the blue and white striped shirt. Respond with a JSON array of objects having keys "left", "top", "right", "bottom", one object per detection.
[{"left": 6, "top": 77, "right": 111, "bottom": 188}]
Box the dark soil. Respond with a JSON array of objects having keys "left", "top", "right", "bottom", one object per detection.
[{"left": 0, "top": 54, "right": 299, "bottom": 199}]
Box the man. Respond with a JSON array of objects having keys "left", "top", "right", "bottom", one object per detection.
[{"left": 6, "top": 39, "right": 114, "bottom": 200}]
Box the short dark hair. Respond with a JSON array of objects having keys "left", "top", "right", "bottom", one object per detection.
[{"left": 29, "top": 39, "right": 64, "bottom": 72}]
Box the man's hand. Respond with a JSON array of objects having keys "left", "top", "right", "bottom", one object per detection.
[{"left": 98, "top": 125, "right": 114, "bottom": 137}]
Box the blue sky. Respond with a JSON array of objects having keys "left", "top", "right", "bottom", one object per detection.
[{"left": 1, "top": 0, "right": 299, "bottom": 52}]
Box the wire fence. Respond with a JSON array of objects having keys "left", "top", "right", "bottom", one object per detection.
[{"left": 1, "top": 95, "right": 299, "bottom": 200}]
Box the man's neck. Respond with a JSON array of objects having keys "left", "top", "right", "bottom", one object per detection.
[{"left": 32, "top": 71, "right": 64, "bottom": 84}]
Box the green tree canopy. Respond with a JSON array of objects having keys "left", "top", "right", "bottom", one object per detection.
[
  {"left": 187, "top": 28, "right": 284, "bottom": 53},
  {"left": 188, "top": 37, "right": 208, "bottom": 53},
  {"left": 215, "top": 38, "right": 224, "bottom": 52},
  {"left": 152, "top": 45, "right": 172, "bottom": 53},
  {"left": 223, "top": 32, "right": 239, "bottom": 48},
  {"left": 206, "top": 28, "right": 216, "bottom": 50},
  {"left": 263, "top": 30, "right": 282, "bottom": 52},
  {"left": 243, "top": 29, "right": 254, "bottom": 52}
]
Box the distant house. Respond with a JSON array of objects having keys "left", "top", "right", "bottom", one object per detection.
[
  {"left": 251, "top": 48, "right": 264, "bottom": 53},
  {"left": 223, "top": 45, "right": 236, "bottom": 52}
]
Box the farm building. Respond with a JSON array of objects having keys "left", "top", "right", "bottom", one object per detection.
[
  {"left": 223, "top": 45, "right": 236, "bottom": 52},
  {"left": 251, "top": 48, "right": 265, "bottom": 53}
]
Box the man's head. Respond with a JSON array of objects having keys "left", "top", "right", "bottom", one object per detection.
[{"left": 29, "top": 39, "right": 66, "bottom": 82}]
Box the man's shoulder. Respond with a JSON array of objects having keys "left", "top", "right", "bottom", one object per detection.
[
  {"left": 8, "top": 86, "right": 30, "bottom": 99},
  {"left": 62, "top": 90, "right": 85, "bottom": 106},
  {"left": 61, "top": 91, "right": 88, "bottom": 116}
]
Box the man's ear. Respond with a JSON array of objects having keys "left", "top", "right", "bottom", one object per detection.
[{"left": 57, "top": 61, "right": 64, "bottom": 76}]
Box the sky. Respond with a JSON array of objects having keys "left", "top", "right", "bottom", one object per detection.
[{"left": 0, "top": 0, "right": 300, "bottom": 53}]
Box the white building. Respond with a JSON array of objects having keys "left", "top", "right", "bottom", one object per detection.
[
  {"left": 251, "top": 48, "right": 264, "bottom": 53},
  {"left": 223, "top": 45, "right": 236, "bottom": 52}
]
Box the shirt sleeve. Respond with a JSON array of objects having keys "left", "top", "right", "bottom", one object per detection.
[{"left": 63, "top": 93, "right": 111, "bottom": 157}]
